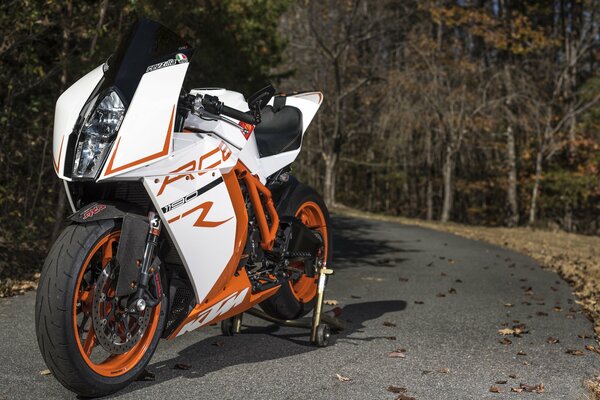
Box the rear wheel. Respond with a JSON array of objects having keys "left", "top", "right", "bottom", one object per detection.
[
  {"left": 260, "top": 184, "right": 331, "bottom": 320},
  {"left": 35, "top": 220, "right": 166, "bottom": 397}
]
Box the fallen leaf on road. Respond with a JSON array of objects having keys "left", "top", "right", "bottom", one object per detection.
[
  {"left": 517, "top": 351, "right": 527, "bottom": 356},
  {"left": 174, "top": 362, "right": 191, "bottom": 370},
  {"left": 498, "top": 328, "right": 515, "bottom": 335},
  {"left": 387, "top": 385, "right": 407, "bottom": 393},
  {"left": 511, "top": 387, "right": 523, "bottom": 393},
  {"left": 489, "top": 385, "right": 502, "bottom": 393},
  {"left": 335, "top": 373, "right": 351, "bottom": 382},
  {"left": 495, "top": 380, "right": 508, "bottom": 384},
  {"left": 383, "top": 320, "right": 397, "bottom": 327},
  {"left": 546, "top": 337, "right": 559, "bottom": 344},
  {"left": 566, "top": 349, "right": 584, "bottom": 356},
  {"left": 585, "top": 345, "right": 600, "bottom": 353},
  {"left": 414, "top": 301, "right": 424, "bottom": 304},
  {"left": 578, "top": 334, "right": 591, "bottom": 339},
  {"left": 520, "top": 383, "right": 544, "bottom": 393},
  {"left": 509, "top": 374, "right": 517, "bottom": 379},
  {"left": 324, "top": 299, "right": 339, "bottom": 306},
  {"left": 40, "top": 369, "right": 51, "bottom": 376},
  {"left": 388, "top": 349, "right": 406, "bottom": 358},
  {"left": 422, "top": 370, "right": 432, "bottom": 375},
  {"left": 554, "top": 307, "right": 562, "bottom": 312},
  {"left": 504, "top": 303, "right": 513, "bottom": 308},
  {"left": 136, "top": 369, "right": 155, "bottom": 381},
  {"left": 437, "top": 368, "right": 450, "bottom": 374},
  {"left": 436, "top": 293, "right": 446, "bottom": 297},
  {"left": 536, "top": 311, "right": 548, "bottom": 317},
  {"left": 448, "top": 288, "right": 457, "bottom": 294},
  {"left": 456, "top": 279, "right": 463, "bottom": 283},
  {"left": 499, "top": 338, "right": 512, "bottom": 345},
  {"left": 399, "top": 277, "right": 409, "bottom": 282},
  {"left": 427, "top": 262, "right": 434, "bottom": 266}
]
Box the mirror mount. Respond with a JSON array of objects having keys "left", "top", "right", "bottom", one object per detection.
[{"left": 247, "top": 84, "right": 276, "bottom": 124}]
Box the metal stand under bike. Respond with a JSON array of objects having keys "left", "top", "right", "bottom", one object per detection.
[{"left": 221, "top": 267, "right": 345, "bottom": 347}]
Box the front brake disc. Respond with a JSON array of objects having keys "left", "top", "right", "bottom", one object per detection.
[{"left": 92, "top": 263, "right": 152, "bottom": 354}]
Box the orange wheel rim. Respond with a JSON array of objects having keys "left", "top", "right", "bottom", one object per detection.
[
  {"left": 290, "top": 201, "right": 328, "bottom": 302},
  {"left": 72, "top": 231, "right": 161, "bottom": 377}
]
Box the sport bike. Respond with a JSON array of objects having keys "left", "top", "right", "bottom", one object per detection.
[{"left": 35, "top": 19, "right": 332, "bottom": 397}]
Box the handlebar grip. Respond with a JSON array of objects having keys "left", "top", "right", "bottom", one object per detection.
[
  {"left": 221, "top": 105, "right": 256, "bottom": 124},
  {"left": 200, "top": 94, "right": 256, "bottom": 124}
]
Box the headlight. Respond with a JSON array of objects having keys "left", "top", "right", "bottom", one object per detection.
[{"left": 72, "top": 90, "right": 125, "bottom": 178}]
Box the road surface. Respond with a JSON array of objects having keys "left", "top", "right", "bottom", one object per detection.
[{"left": 0, "top": 214, "right": 598, "bottom": 399}]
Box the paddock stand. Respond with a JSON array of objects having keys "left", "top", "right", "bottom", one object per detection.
[{"left": 220, "top": 266, "right": 345, "bottom": 347}]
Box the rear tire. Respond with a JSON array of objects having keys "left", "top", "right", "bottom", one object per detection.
[
  {"left": 35, "top": 220, "right": 166, "bottom": 397},
  {"left": 260, "top": 184, "right": 332, "bottom": 320}
]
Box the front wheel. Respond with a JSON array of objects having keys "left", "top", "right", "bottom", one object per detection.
[
  {"left": 35, "top": 220, "right": 166, "bottom": 397},
  {"left": 260, "top": 184, "right": 332, "bottom": 320}
]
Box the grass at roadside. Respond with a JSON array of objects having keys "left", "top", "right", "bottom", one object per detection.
[{"left": 333, "top": 206, "right": 600, "bottom": 397}]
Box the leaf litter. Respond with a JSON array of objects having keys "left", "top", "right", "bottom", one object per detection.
[{"left": 335, "top": 373, "right": 351, "bottom": 382}]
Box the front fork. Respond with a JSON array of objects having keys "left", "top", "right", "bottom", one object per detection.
[{"left": 131, "top": 212, "right": 163, "bottom": 312}]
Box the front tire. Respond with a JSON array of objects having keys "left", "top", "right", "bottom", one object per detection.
[
  {"left": 35, "top": 220, "right": 166, "bottom": 397},
  {"left": 260, "top": 184, "right": 332, "bottom": 320}
]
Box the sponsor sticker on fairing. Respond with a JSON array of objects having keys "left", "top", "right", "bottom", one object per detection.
[{"left": 145, "top": 53, "right": 188, "bottom": 73}]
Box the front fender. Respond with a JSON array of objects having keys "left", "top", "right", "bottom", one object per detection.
[
  {"left": 68, "top": 201, "right": 146, "bottom": 223},
  {"left": 69, "top": 201, "right": 149, "bottom": 296}
]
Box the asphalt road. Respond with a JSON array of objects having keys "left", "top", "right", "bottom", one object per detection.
[{"left": 1, "top": 214, "right": 598, "bottom": 399}]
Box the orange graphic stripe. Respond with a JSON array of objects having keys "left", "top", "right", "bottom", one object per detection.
[
  {"left": 104, "top": 105, "right": 175, "bottom": 176},
  {"left": 53, "top": 136, "right": 65, "bottom": 173}
]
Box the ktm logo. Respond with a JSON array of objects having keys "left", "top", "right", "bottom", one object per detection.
[
  {"left": 167, "top": 201, "right": 232, "bottom": 227},
  {"left": 178, "top": 288, "right": 249, "bottom": 335},
  {"left": 158, "top": 142, "right": 232, "bottom": 196}
]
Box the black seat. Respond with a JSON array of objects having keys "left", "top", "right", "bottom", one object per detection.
[{"left": 254, "top": 96, "right": 303, "bottom": 158}]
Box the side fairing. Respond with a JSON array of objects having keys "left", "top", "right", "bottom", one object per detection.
[
  {"left": 53, "top": 65, "right": 104, "bottom": 179},
  {"left": 142, "top": 135, "right": 240, "bottom": 302}
]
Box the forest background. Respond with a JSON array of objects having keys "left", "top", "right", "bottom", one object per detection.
[{"left": 0, "top": 0, "right": 599, "bottom": 290}]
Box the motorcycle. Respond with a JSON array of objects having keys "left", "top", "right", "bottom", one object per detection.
[{"left": 35, "top": 18, "right": 331, "bottom": 397}]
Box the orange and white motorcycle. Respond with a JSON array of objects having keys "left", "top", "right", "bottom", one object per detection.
[{"left": 35, "top": 19, "right": 331, "bottom": 397}]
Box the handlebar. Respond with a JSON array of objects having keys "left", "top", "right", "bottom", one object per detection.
[{"left": 200, "top": 94, "right": 256, "bottom": 125}]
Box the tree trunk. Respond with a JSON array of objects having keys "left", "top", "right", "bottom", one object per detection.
[
  {"left": 506, "top": 126, "right": 519, "bottom": 226},
  {"left": 89, "top": 0, "right": 109, "bottom": 56},
  {"left": 528, "top": 148, "right": 543, "bottom": 226},
  {"left": 323, "top": 153, "right": 338, "bottom": 206},
  {"left": 440, "top": 145, "right": 454, "bottom": 223},
  {"left": 426, "top": 127, "right": 433, "bottom": 220}
]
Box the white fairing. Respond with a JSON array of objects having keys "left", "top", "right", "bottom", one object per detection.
[
  {"left": 143, "top": 136, "right": 238, "bottom": 301},
  {"left": 98, "top": 63, "right": 189, "bottom": 180},
  {"left": 53, "top": 65, "right": 104, "bottom": 179},
  {"left": 55, "top": 59, "right": 322, "bottom": 300}
]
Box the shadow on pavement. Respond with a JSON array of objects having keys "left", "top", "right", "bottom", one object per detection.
[
  {"left": 119, "top": 300, "right": 406, "bottom": 396},
  {"left": 332, "top": 215, "right": 420, "bottom": 268}
]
